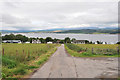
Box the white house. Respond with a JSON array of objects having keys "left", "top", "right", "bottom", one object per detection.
[
  {"left": 95, "top": 42, "right": 97, "bottom": 44},
  {"left": 25, "top": 42, "right": 30, "bottom": 43},
  {"left": 47, "top": 41, "right": 53, "bottom": 44},
  {"left": 32, "top": 40, "right": 41, "bottom": 44},
  {"left": 103, "top": 42, "right": 107, "bottom": 44},
  {"left": 37, "top": 40, "right": 41, "bottom": 43}
]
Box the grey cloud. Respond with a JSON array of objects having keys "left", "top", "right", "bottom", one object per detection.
[
  {"left": 2, "top": 14, "right": 31, "bottom": 24},
  {"left": 1, "top": 1, "right": 118, "bottom": 30}
]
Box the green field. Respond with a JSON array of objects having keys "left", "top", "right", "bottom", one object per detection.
[
  {"left": 65, "top": 44, "right": 119, "bottom": 57},
  {"left": 2, "top": 43, "right": 59, "bottom": 78}
]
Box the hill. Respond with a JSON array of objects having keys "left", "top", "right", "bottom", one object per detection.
[{"left": 55, "top": 29, "right": 119, "bottom": 34}]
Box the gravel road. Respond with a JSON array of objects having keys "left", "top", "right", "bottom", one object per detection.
[{"left": 30, "top": 44, "right": 118, "bottom": 78}]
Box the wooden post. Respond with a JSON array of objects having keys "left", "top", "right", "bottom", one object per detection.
[
  {"left": 106, "top": 49, "right": 109, "bottom": 52},
  {"left": 28, "top": 51, "right": 30, "bottom": 58},
  {"left": 86, "top": 48, "right": 87, "bottom": 51},
  {"left": 16, "top": 50, "right": 18, "bottom": 56},
  {"left": 2, "top": 48, "right": 4, "bottom": 56},
  {"left": 92, "top": 48, "right": 94, "bottom": 54},
  {"left": 15, "top": 50, "right": 18, "bottom": 60},
  {"left": 23, "top": 49, "right": 24, "bottom": 61},
  {"left": 48, "top": 45, "right": 49, "bottom": 48},
  {"left": 23, "top": 50, "right": 24, "bottom": 54},
  {"left": 117, "top": 47, "right": 119, "bottom": 55}
]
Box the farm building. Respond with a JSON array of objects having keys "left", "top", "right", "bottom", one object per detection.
[
  {"left": 25, "top": 42, "right": 30, "bottom": 43},
  {"left": 72, "top": 40, "right": 87, "bottom": 44},
  {"left": 47, "top": 41, "right": 53, "bottom": 44},
  {"left": 32, "top": 40, "right": 41, "bottom": 43},
  {"left": 56, "top": 40, "right": 60, "bottom": 44},
  {"left": 2, "top": 40, "right": 21, "bottom": 43}
]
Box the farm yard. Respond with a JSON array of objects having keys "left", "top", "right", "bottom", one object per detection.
[
  {"left": 2, "top": 43, "right": 59, "bottom": 78},
  {"left": 65, "top": 44, "right": 119, "bottom": 57}
]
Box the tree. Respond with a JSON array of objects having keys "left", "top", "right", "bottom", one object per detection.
[
  {"left": 45, "top": 37, "right": 53, "bottom": 42},
  {"left": 59, "top": 40, "right": 64, "bottom": 44},
  {"left": 71, "top": 38, "right": 76, "bottom": 42},
  {"left": 117, "top": 42, "right": 120, "bottom": 44},
  {"left": 64, "top": 37, "right": 71, "bottom": 43},
  {"left": 39, "top": 38, "right": 46, "bottom": 43},
  {"left": 53, "top": 38, "right": 59, "bottom": 43},
  {"left": 105, "top": 42, "right": 107, "bottom": 44},
  {"left": 89, "top": 41, "right": 93, "bottom": 44},
  {"left": 85, "top": 40, "right": 89, "bottom": 44},
  {"left": 96, "top": 41, "right": 103, "bottom": 44},
  {"left": 29, "top": 38, "right": 36, "bottom": 43},
  {"left": 2, "top": 34, "right": 16, "bottom": 40},
  {"left": 16, "top": 34, "right": 28, "bottom": 42}
]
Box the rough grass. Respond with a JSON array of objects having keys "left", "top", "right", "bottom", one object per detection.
[
  {"left": 65, "top": 44, "right": 119, "bottom": 57},
  {"left": 2, "top": 43, "right": 59, "bottom": 78}
]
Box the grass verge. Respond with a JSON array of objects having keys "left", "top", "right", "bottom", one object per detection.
[
  {"left": 65, "top": 44, "right": 119, "bottom": 57},
  {"left": 2, "top": 43, "right": 60, "bottom": 78}
]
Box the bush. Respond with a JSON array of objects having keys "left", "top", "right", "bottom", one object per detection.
[{"left": 66, "top": 43, "right": 85, "bottom": 52}]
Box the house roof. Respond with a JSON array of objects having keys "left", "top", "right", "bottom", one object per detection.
[
  {"left": 73, "top": 40, "right": 87, "bottom": 42},
  {"left": 3, "top": 40, "right": 21, "bottom": 42}
]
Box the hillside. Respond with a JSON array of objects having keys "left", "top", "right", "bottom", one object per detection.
[{"left": 55, "top": 29, "right": 119, "bottom": 34}]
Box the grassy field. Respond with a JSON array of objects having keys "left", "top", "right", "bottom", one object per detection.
[
  {"left": 2, "top": 43, "right": 59, "bottom": 78},
  {"left": 65, "top": 44, "right": 119, "bottom": 57}
]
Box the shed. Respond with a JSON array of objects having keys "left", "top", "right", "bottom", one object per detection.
[{"left": 73, "top": 40, "right": 87, "bottom": 44}]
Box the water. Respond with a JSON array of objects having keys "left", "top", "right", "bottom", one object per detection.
[{"left": 2, "top": 33, "right": 119, "bottom": 44}]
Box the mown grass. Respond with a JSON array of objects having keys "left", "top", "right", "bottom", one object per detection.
[
  {"left": 65, "top": 43, "right": 119, "bottom": 57},
  {"left": 2, "top": 43, "right": 59, "bottom": 78}
]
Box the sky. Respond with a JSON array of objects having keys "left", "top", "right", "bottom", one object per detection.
[{"left": 0, "top": 0, "right": 119, "bottom": 30}]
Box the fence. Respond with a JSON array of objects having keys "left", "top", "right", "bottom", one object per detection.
[
  {"left": 66, "top": 43, "right": 119, "bottom": 55},
  {"left": 83, "top": 47, "right": 119, "bottom": 55}
]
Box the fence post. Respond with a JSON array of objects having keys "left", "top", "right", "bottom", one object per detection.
[
  {"left": 15, "top": 50, "right": 18, "bottom": 60},
  {"left": 117, "top": 47, "right": 119, "bottom": 55},
  {"left": 28, "top": 50, "right": 30, "bottom": 58},
  {"left": 106, "top": 49, "right": 109, "bottom": 52},
  {"left": 23, "top": 49, "right": 24, "bottom": 54},
  {"left": 16, "top": 50, "right": 18, "bottom": 56},
  {"left": 92, "top": 48, "right": 94, "bottom": 54},
  {"left": 2, "top": 48, "right": 4, "bottom": 56},
  {"left": 86, "top": 48, "right": 87, "bottom": 51},
  {"left": 23, "top": 49, "right": 24, "bottom": 61}
]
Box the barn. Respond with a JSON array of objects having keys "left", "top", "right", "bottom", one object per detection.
[{"left": 2, "top": 40, "right": 22, "bottom": 43}]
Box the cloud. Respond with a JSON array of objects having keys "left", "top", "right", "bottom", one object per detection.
[
  {"left": 1, "top": 1, "right": 118, "bottom": 30},
  {"left": 2, "top": 14, "right": 31, "bottom": 24}
]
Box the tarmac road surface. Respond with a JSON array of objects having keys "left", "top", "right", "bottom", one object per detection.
[{"left": 31, "top": 44, "right": 118, "bottom": 78}]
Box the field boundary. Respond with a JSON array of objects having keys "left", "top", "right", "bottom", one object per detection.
[{"left": 64, "top": 44, "right": 119, "bottom": 57}]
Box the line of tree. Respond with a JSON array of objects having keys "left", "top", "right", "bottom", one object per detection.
[
  {"left": 2, "top": 34, "right": 28, "bottom": 42},
  {"left": 2, "top": 34, "right": 107, "bottom": 44}
]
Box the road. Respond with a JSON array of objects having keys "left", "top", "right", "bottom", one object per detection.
[{"left": 31, "top": 44, "right": 118, "bottom": 78}]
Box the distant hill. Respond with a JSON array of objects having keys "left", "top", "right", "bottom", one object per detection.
[
  {"left": 55, "top": 29, "right": 119, "bottom": 34},
  {"left": 1, "top": 27, "right": 118, "bottom": 33}
]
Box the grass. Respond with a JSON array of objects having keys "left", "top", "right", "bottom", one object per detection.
[
  {"left": 2, "top": 43, "right": 60, "bottom": 78},
  {"left": 65, "top": 43, "right": 119, "bottom": 57}
]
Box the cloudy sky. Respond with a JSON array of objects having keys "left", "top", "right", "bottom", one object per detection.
[{"left": 0, "top": 0, "right": 118, "bottom": 30}]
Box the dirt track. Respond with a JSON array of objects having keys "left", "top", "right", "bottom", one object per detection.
[{"left": 30, "top": 44, "right": 118, "bottom": 78}]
